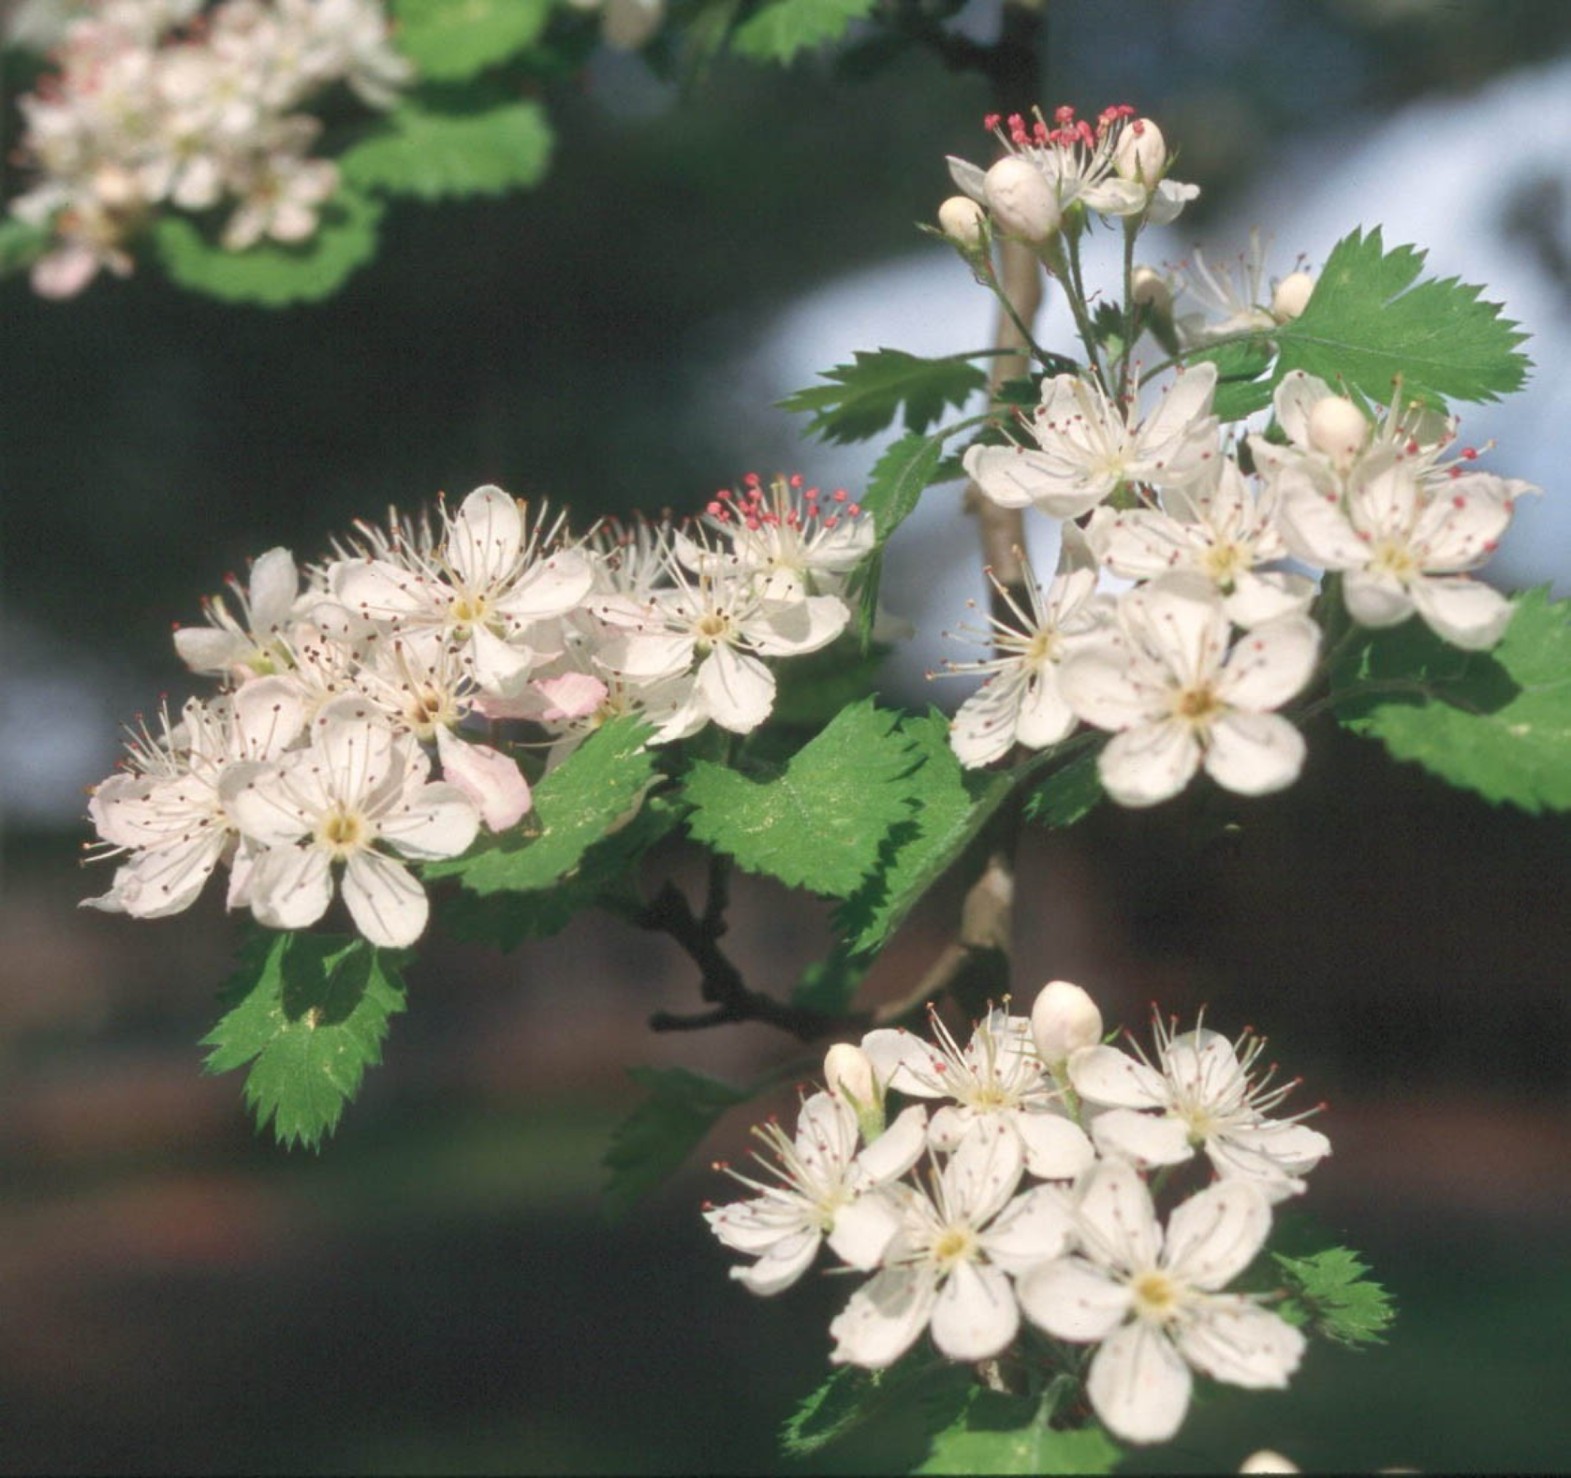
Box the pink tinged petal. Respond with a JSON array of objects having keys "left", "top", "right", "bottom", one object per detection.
[
  {"left": 1090, "top": 1107, "right": 1194, "bottom": 1168},
  {"left": 1408, "top": 575, "right": 1513, "bottom": 650},
  {"left": 1342, "top": 570, "right": 1416, "bottom": 629},
  {"left": 1076, "top": 1159, "right": 1162, "bottom": 1272},
  {"left": 981, "top": 1185, "right": 1076, "bottom": 1274},
  {"left": 342, "top": 850, "right": 429, "bottom": 947},
  {"left": 854, "top": 1105, "right": 930, "bottom": 1187},
  {"left": 829, "top": 1266, "right": 939, "bottom": 1369},
  {"left": 827, "top": 1193, "right": 904, "bottom": 1271},
  {"left": 495, "top": 548, "right": 596, "bottom": 623},
  {"left": 247, "top": 547, "right": 299, "bottom": 631},
  {"left": 697, "top": 645, "right": 775, "bottom": 733},
  {"left": 1069, "top": 1046, "right": 1170, "bottom": 1109},
  {"left": 331, "top": 558, "right": 434, "bottom": 622},
  {"left": 174, "top": 625, "right": 249, "bottom": 675},
  {"left": 1018, "top": 1256, "right": 1132, "bottom": 1341},
  {"left": 1098, "top": 720, "right": 1203, "bottom": 808},
  {"left": 1014, "top": 670, "right": 1078, "bottom": 749},
  {"left": 931, "top": 1259, "right": 1019, "bottom": 1362},
  {"left": 943, "top": 1120, "right": 1025, "bottom": 1224},
  {"left": 1225, "top": 570, "right": 1317, "bottom": 629},
  {"left": 248, "top": 845, "right": 334, "bottom": 931},
  {"left": 731, "top": 1227, "right": 822, "bottom": 1296},
  {"left": 1203, "top": 712, "right": 1307, "bottom": 797},
  {"left": 860, "top": 1029, "right": 950, "bottom": 1098},
  {"left": 33, "top": 244, "right": 101, "bottom": 299},
  {"left": 1163, "top": 1180, "right": 1273, "bottom": 1291},
  {"left": 533, "top": 672, "right": 608, "bottom": 722},
  {"left": 1088, "top": 1319, "right": 1193, "bottom": 1445},
  {"left": 1176, "top": 1300, "right": 1305, "bottom": 1389},
  {"left": 1013, "top": 1111, "right": 1097, "bottom": 1181},
  {"left": 221, "top": 762, "right": 314, "bottom": 847},
  {"left": 448, "top": 486, "right": 523, "bottom": 590},
  {"left": 434, "top": 729, "right": 530, "bottom": 832},
  {"left": 379, "top": 781, "right": 481, "bottom": 860}
]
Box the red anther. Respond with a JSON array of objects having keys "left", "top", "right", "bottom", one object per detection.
[
  {"left": 1449, "top": 466, "right": 1462, "bottom": 478},
  {"left": 1033, "top": 120, "right": 1050, "bottom": 145},
  {"left": 700, "top": 1200, "right": 715, "bottom": 1211},
  {"left": 847, "top": 503, "right": 862, "bottom": 517},
  {"left": 824, "top": 516, "right": 839, "bottom": 529},
  {"left": 1054, "top": 104, "right": 1075, "bottom": 125},
  {"left": 789, "top": 473, "right": 803, "bottom": 487},
  {"left": 1453, "top": 495, "right": 1467, "bottom": 509},
  {"left": 832, "top": 488, "right": 848, "bottom": 502},
  {"left": 983, "top": 112, "right": 1002, "bottom": 131},
  {"left": 1462, "top": 446, "right": 1478, "bottom": 459},
  {"left": 744, "top": 471, "right": 761, "bottom": 486},
  {"left": 706, "top": 501, "right": 723, "bottom": 516}
]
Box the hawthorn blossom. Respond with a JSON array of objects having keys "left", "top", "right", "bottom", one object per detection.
[
  {"left": 1059, "top": 574, "right": 1319, "bottom": 807},
  {"left": 1018, "top": 1160, "right": 1305, "bottom": 1444},
  {"left": 220, "top": 698, "right": 478, "bottom": 947},
  {"left": 860, "top": 1006, "right": 1095, "bottom": 1181},
  {"left": 965, "top": 363, "right": 1220, "bottom": 520},
  {"left": 938, "top": 527, "right": 1111, "bottom": 767},
  {"left": 174, "top": 545, "right": 302, "bottom": 680},
  {"left": 829, "top": 1120, "right": 1076, "bottom": 1367},
  {"left": 705, "top": 1091, "right": 929, "bottom": 1295},
  {"left": 1070, "top": 1016, "right": 1330, "bottom": 1200},
  {"left": 1165, "top": 229, "right": 1313, "bottom": 348}
]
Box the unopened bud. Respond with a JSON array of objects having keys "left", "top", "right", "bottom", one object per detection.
[
  {"left": 1114, "top": 118, "right": 1167, "bottom": 185},
  {"left": 824, "top": 1042, "right": 877, "bottom": 1107},
  {"left": 1030, "top": 979, "right": 1103, "bottom": 1066},
  {"left": 1271, "top": 270, "right": 1315, "bottom": 322},
  {"left": 1239, "top": 1453, "right": 1299, "bottom": 1475},
  {"left": 938, "top": 195, "right": 987, "bottom": 251},
  {"left": 1307, "top": 395, "right": 1370, "bottom": 470},
  {"left": 1131, "top": 265, "right": 1172, "bottom": 316},
  {"left": 983, "top": 157, "right": 1061, "bottom": 244}
]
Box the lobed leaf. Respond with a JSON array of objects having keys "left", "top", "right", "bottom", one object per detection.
[
  {"left": 602, "top": 1066, "right": 748, "bottom": 1220},
  {"left": 203, "top": 931, "right": 407, "bottom": 1149},
  {"left": 780, "top": 348, "right": 987, "bottom": 444},
  {"left": 1274, "top": 1246, "right": 1396, "bottom": 1347},
  {"left": 1275, "top": 226, "right": 1531, "bottom": 406},
  {"left": 1189, "top": 338, "right": 1276, "bottom": 422},
  {"left": 340, "top": 98, "right": 552, "bottom": 201},
  {"left": 682, "top": 699, "right": 921, "bottom": 898},
  {"left": 1024, "top": 748, "right": 1104, "bottom": 830},
  {"left": 781, "top": 1353, "right": 966, "bottom": 1460},
  {"left": 391, "top": 0, "right": 554, "bottom": 80},
  {"left": 1333, "top": 587, "right": 1571, "bottom": 813},
  {"left": 917, "top": 1387, "right": 1122, "bottom": 1475},
  {"left": 731, "top": 0, "right": 879, "bottom": 64}
]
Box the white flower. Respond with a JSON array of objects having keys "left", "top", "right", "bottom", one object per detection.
[
  {"left": 965, "top": 363, "right": 1220, "bottom": 521},
  {"left": 1085, "top": 456, "right": 1316, "bottom": 628},
  {"left": 1059, "top": 574, "right": 1319, "bottom": 807},
  {"left": 861, "top": 1007, "right": 1095, "bottom": 1181},
  {"left": 1018, "top": 1160, "right": 1305, "bottom": 1444},
  {"left": 829, "top": 1120, "right": 1076, "bottom": 1367},
  {"left": 221, "top": 697, "right": 478, "bottom": 947},
  {"left": 938, "top": 527, "right": 1112, "bottom": 767},
  {"left": 1167, "top": 229, "right": 1307, "bottom": 348},
  {"left": 1070, "top": 1015, "right": 1330, "bottom": 1200},
  {"left": 705, "top": 1092, "right": 928, "bottom": 1296},
  {"left": 174, "top": 546, "right": 302, "bottom": 679}
]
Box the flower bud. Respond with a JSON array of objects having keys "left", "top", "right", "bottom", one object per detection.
[
  {"left": 1271, "top": 270, "right": 1315, "bottom": 322},
  {"left": 1131, "top": 265, "right": 1172, "bottom": 316},
  {"left": 1114, "top": 119, "right": 1167, "bottom": 185},
  {"left": 983, "top": 157, "right": 1061, "bottom": 243},
  {"left": 824, "top": 1042, "right": 877, "bottom": 1106},
  {"left": 1307, "top": 395, "right": 1370, "bottom": 470},
  {"left": 937, "top": 195, "right": 987, "bottom": 251},
  {"left": 1240, "top": 1453, "right": 1299, "bottom": 1475},
  {"left": 1030, "top": 979, "right": 1103, "bottom": 1066}
]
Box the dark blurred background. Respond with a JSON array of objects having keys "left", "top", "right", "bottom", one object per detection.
[{"left": 3, "top": 0, "right": 1571, "bottom": 1471}]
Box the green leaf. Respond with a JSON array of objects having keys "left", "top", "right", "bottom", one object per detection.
[
  {"left": 203, "top": 931, "right": 407, "bottom": 1149},
  {"left": 918, "top": 1387, "right": 1121, "bottom": 1475},
  {"left": 681, "top": 699, "right": 920, "bottom": 898},
  {"left": 340, "top": 98, "right": 552, "bottom": 200},
  {"left": 424, "top": 718, "right": 658, "bottom": 891},
  {"left": 731, "top": 0, "right": 878, "bottom": 63},
  {"left": 1333, "top": 587, "right": 1571, "bottom": 812},
  {"left": 861, "top": 429, "right": 952, "bottom": 547},
  {"left": 1190, "top": 338, "right": 1276, "bottom": 422},
  {"left": 770, "top": 637, "right": 887, "bottom": 727},
  {"left": 1274, "top": 1246, "right": 1396, "bottom": 1347},
  {"left": 836, "top": 710, "right": 1015, "bottom": 955},
  {"left": 0, "top": 214, "right": 48, "bottom": 276},
  {"left": 602, "top": 1066, "right": 748, "bottom": 1219},
  {"left": 1024, "top": 748, "right": 1104, "bottom": 829},
  {"left": 392, "top": 0, "right": 553, "bottom": 80},
  {"left": 1275, "top": 226, "right": 1531, "bottom": 406},
  {"left": 780, "top": 348, "right": 987, "bottom": 444},
  {"left": 781, "top": 1353, "right": 966, "bottom": 1459},
  {"left": 152, "top": 186, "right": 383, "bottom": 305},
  {"left": 791, "top": 945, "right": 867, "bottom": 1014}
]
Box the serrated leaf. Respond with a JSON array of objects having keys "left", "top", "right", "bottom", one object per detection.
[
  {"left": 1274, "top": 1246, "right": 1396, "bottom": 1347},
  {"left": 424, "top": 717, "right": 657, "bottom": 891},
  {"left": 682, "top": 699, "right": 919, "bottom": 897},
  {"left": 1275, "top": 226, "right": 1530, "bottom": 406},
  {"left": 836, "top": 710, "right": 1014, "bottom": 955},
  {"left": 781, "top": 1353, "right": 965, "bottom": 1459},
  {"left": 1190, "top": 338, "right": 1276, "bottom": 421},
  {"left": 780, "top": 348, "right": 987, "bottom": 444},
  {"left": 731, "top": 0, "right": 878, "bottom": 63},
  {"left": 392, "top": 0, "right": 553, "bottom": 80},
  {"left": 602, "top": 1066, "right": 748, "bottom": 1219},
  {"left": 340, "top": 98, "right": 552, "bottom": 200},
  {"left": 862, "top": 429, "right": 952, "bottom": 547},
  {"left": 918, "top": 1387, "right": 1121, "bottom": 1475},
  {"left": 202, "top": 931, "right": 406, "bottom": 1149},
  {"left": 1024, "top": 748, "right": 1104, "bottom": 829},
  {"left": 152, "top": 186, "right": 383, "bottom": 305},
  {"left": 1333, "top": 587, "right": 1571, "bottom": 812}
]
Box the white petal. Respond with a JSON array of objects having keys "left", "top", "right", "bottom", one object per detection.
[
  {"left": 1090, "top": 1108, "right": 1195, "bottom": 1169},
  {"left": 1097, "top": 720, "right": 1202, "bottom": 807},
  {"left": 942, "top": 1119, "right": 1024, "bottom": 1224},
  {"left": 1220, "top": 1120, "right": 1331, "bottom": 1179},
  {"left": 1216, "top": 616, "right": 1320, "bottom": 710},
  {"left": 1204, "top": 712, "right": 1307, "bottom": 797},
  {"left": 248, "top": 845, "right": 334, "bottom": 931},
  {"left": 1176, "top": 1299, "right": 1305, "bottom": 1388},
  {"left": 1408, "top": 575, "right": 1514, "bottom": 650},
  {"left": 853, "top": 1105, "right": 930, "bottom": 1187},
  {"left": 448, "top": 486, "right": 522, "bottom": 590},
  {"left": 1343, "top": 570, "right": 1415, "bottom": 629},
  {"left": 1058, "top": 639, "right": 1166, "bottom": 731},
  {"left": 467, "top": 623, "right": 536, "bottom": 695},
  {"left": 980, "top": 1185, "right": 1076, "bottom": 1274},
  {"left": 1224, "top": 569, "right": 1317, "bottom": 629},
  {"left": 1017, "top": 1256, "right": 1131, "bottom": 1341},
  {"left": 1122, "top": 575, "right": 1229, "bottom": 689},
  {"left": 1091, "top": 508, "right": 1195, "bottom": 580},
  {"left": 494, "top": 548, "right": 597, "bottom": 624},
  {"left": 829, "top": 1267, "right": 938, "bottom": 1369},
  {"left": 342, "top": 850, "right": 429, "bottom": 947},
  {"left": 697, "top": 645, "right": 775, "bottom": 733},
  {"left": 1075, "top": 1159, "right": 1161, "bottom": 1272},
  {"left": 434, "top": 729, "right": 531, "bottom": 832},
  {"left": 1088, "top": 1319, "right": 1193, "bottom": 1444},
  {"left": 1013, "top": 1111, "right": 1097, "bottom": 1181},
  {"left": 950, "top": 673, "right": 1029, "bottom": 766},
  {"left": 731, "top": 1227, "right": 821, "bottom": 1296},
  {"left": 859, "top": 1028, "right": 949, "bottom": 1098},
  {"left": 746, "top": 595, "right": 849, "bottom": 656},
  {"left": 1275, "top": 470, "right": 1365, "bottom": 569},
  {"left": 965, "top": 443, "right": 1113, "bottom": 519},
  {"left": 826, "top": 1193, "right": 903, "bottom": 1271},
  {"left": 174, "top": 626, "right": 249, "bottom": 675},
  {"left": 331, "top": 557, "right": 434, "bottom": 623},
  {"left": 1069, "top": 1045, "right": 1169, "bottom": 1109},
  {"left": 1162, "top": 1179, "right": 1272, "bottom": 1291},
  {"left": 247, "top": 547, "right": 299, "bottom": 631},
  {"left": 221, "top": 762, "right": 313, "bottom": 847},
  {"left": 930, "top": 1260, "right": 1019, "bottom": 1362},
  {"left": 111, "top": 832, "right": 227, "bottom": 918},
  {"left": 232, "top": 676, "right": 308, "bottom": 759},
  {"left": 1013, "top": 670, "right": 1078, "bottom": 749},
  {"left": 379, "top": 781, "right": 481, "bottom": 860}
]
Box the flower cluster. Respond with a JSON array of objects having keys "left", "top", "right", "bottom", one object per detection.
[
  {"left": 705, "top": 980, "right": 1327, "bottom": 1445},
  {"left": 946, "top": 362, "right": 1535, "bottom": 807},
  {"left": 9, "top": 0, "right": 411, "bottom": 298},
  {"left": 84, "top": 476, "right": 866, "bottom": 944}
]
